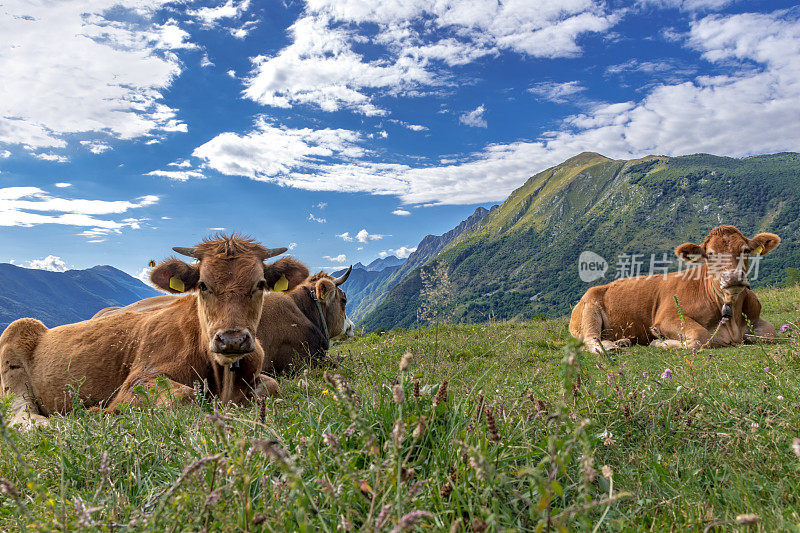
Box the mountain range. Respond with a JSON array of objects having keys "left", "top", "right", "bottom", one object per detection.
[
  {"left": 359, "top": 152, "right": 800, "bottom": 331},
  {"left": 0, "top": 264, "right": 161, "bottom": 332}
]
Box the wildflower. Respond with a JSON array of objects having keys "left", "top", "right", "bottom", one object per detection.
[
  {"left": 777, "top": 395, "right": 784, "bottom": 401},
  {"left": 750, "top": 422, "right": 759, "bottom": 432},
  {"left": 781, "top": 324, "right": 792, "bottom": 332},
  {"left": 676, "top": 385, "right": 683, "bottom": 393},
  {"left": 599, "top": 429, "right": 616, "bottom": 446},
  {"left": 792, "top": 438, "right": 800, "bottom": 458},
  {"left": 374, "top": 505, "right": 392, "bottom": 530},
  {"left": 399, "top": 352, "right": 413, "bottom": 372},
  {"left": 322, "top": 432, "right": 340, "bottom": 449},
  {"left": 602, "top": 465, "right": 614, "bottom": 479},
  {"left": 660, "top": 368, "right": 673, "bottom": 381},
  {"left": 392, "top": 418, "right": 405, "bottom": 446},
  {"left": 392, "top": 511, "right": 433, "bottom": 532},
  {"left": 392, "top": 384, "right": 405, "bottom": 404},
  {"left": 205, "top": 490, "right": 220, "bottom": 507},
  {"left": 322, "top": 389, "right": 330, "bottom": 395}
]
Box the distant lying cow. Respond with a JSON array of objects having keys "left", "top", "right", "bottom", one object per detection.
[
  {"left": 0, "top": 236, "right": 308, "bottom": 427},
  {"left": 94, "top": 267, "right": 355, "bottom": 375},
  {"left": 570, "top": 225, "right": 780, "bottom": 354}
]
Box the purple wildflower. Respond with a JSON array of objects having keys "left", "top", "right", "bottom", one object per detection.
[
  {"left": 660, "top": 368, "right": 673, "bottom": 381},
  {"left": 781, "top": 324, "right": 792, "bottom": 333}
]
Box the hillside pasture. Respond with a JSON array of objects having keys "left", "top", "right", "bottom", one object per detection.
[{"left": 1, "top": 285, "right": 799, "bottom": 531}]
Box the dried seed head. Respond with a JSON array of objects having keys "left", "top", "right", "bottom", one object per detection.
[
  {"left": 474, "top": 393, "right": 484, "bottom": 423},
  {"left": 448, "top": 518, "right": 463, "bottom": 533},
  {"left": 0, "top": 478, "right": 20, "bottom": 499},
  {"left": 252, "top": 514, "right": 267, "bottom": 526},
  {"left": 412, "top": 380, "right": 420, "bottom": 398},
  {"left": 393, "top": 384, "right": 406, "bottom": 404},
  {"left": 792, "top": 438, "right": 800, "bottom": 458},
  {"left": 433, "top": 380, "right": 448, "bottom": 406},
  {"left": 601, "top": 465, "right": 614, "bottom": 479},
  {"left": 485, "top": 407, "right": 501, "bottom": 443},
  {"left": 374, "top": 505, "right": 392, "bottom": 530},
  {"left": 258, "top": 396, "right": 266, "bottom": 425},
  {"left": 735, "top": 514, "right": 759, "bottom": 525},
  {"left": 393, "top": 510, "right": 433, "bottom": 532},
  {"left": 440, "top": 481, "right": 453, "bottom": 499},
  {"left": 412, "top": 419, "right": 426, "bottom": 439},
  {"left": 399, "top": 352, "right": 414, "bottom": 372},
  {"left": 322, "top": 432, "right": 340, "bottom": 449},
  {"left": 470, "top": 517, "right": 488, "bottom": 532}
]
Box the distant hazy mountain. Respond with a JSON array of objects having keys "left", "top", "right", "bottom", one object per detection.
[
  {"left": 364, "top": 255, "right": 405, "bottom": 271},
  {"left": 0, "top": 264, "right": 161, "bottom": 332},
  {"left": 361, "top": 152, "right": 800, "bottom": 331}
]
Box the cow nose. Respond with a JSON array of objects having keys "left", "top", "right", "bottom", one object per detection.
[
  {"left": 212, "top": 329, "right": 254, "bottom": 354},
  {"left": 345, "top": 317, "right": 355, "bottom": 337},
  {"left": 721, "top": 303, "right": 733, "bottom": 318},
  {"left": 720, "top": 270, "right": 748, "bottom": 288}
]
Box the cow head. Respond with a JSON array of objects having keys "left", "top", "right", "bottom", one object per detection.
[
  {"left": 150, "top": 236, "right": 308, "bottom": 366},
  {"left": 310, "top": 266, "right": 355, "bottom": 340},
  {"left": 675, "top": 225, "right": 780, "bottom": 316}
]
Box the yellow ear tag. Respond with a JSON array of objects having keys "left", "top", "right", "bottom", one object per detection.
[
  {"left": 273, "top": 274, "right": 289, "bottom": 292},
  {"left": 753, "top": 245, "right": 763, "bottom": 255},
  {"left": 169, "top": 276, "right": 185, "bottom": 293}
]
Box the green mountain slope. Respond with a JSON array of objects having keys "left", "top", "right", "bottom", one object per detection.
[{"left": 362, "top": 152, "right": 800, "bottom": 331}]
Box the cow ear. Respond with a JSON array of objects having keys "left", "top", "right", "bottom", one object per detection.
[
  {"left": 675, "top": 243, "right": 705, "bottom": 263},
  {"left": 151, "top": 259, "right": 200, "bottom": 293},
  {"left": 315, "top": 278, "right": 336, "bottom": 302},
  {"left": 748, "top": 233, "right": 780, "bottom": 255},
  {"left": 264, "top": 258, "right": 309, "bottom": 292}
]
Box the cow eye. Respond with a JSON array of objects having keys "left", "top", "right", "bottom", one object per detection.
[
  {"left": 198, "top": 281, "right": 209, "bottom": 292},
  {"left": 256, "top": 280, "right": 267, "bottom": 291}
]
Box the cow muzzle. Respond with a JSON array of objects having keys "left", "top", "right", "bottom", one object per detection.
[
  {"left": 719, "top": 270, "right": 749, "bottom": 290},
  {"left": 211, "top": 329, "right": 255, "bottom": 355},
  {"left": 721, "top": 303, "right": 733, "bottom": 319}
]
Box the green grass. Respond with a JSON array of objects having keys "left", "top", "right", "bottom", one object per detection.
[{"left": 2, "top": 285, "right": 800, "bottom": 531}]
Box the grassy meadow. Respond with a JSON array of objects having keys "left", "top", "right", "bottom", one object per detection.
[{"left": 1, "top": 284, "right": 800, "bottom": 531}]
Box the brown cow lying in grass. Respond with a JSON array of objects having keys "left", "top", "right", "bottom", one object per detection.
[
  {"left": 570, "top": 225, "right": 780, "bottom": 354},
  {"left": 94, "top": 267, "right": 356, "bottom": 375},
  {"left": 0, "top": 236, "right": 308, "bottom": 427}
]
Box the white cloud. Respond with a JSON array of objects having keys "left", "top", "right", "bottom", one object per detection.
[
  {"left": 146, "top": 169, "right": 206, "bottom": 181},
  {"left": 0, "top": 1, "right": 191, "bottom": 150},
  {"left": 378, "top": 246, "right": 416, "bottom": 259},
  {"left": 378, "top": 130, "right": 388, "bottom": 139},
  {"left": 54, "top": 183, "right": 72, "bottom": 188},
  {"left": 243, "top": 1, "right": 615, "bottom": 115},
  {"left": 316, "top": 202, "right": 328, "bottom": 209},
  {"left": 0, "top": 150, "right": 10, "bottom": 158},
  {"left": 323, "top": 254, "right": 347, "bottom": 263},
  {"left": 184, "top": 9, "right": 800, "bottom": 207},
  {"left": 288, "top": 242, "right": 298, "bottom": 250},
  {"left": 638, "top": 0, "right": 734, "bottom": 11},
  {"left": 193, "top": 118, "right": 365, "bottom": 181},
  {"left": 167, "top": 159, "right": 192, "bottom": 168},
  {"left": 227, "top": 69, "right": 237, "bottom": 78},
  {"left": 134, "top": 267, "right": 154, "bottom": 286},
  {"left": 0, "top": 187, "right": 157, "bottom": 238},
  {"left": 528, "top": 81, "right": 586, "bottom": 103},
  {"left": 405, "top": 124, "right": 428, "bottom": 132},
  {"left": 459, "top": 105, "right": 487, "bottom": 128},
  {"left": 190, "top": 0, "right": 251, "bottom": 26},
  {"left": 201, "top": 53, "right": 214, "bottom": 68},
  {"left": 33, "top": 152, "right": 69, "bottom": 163},
  {"left": 392, "top": 209, "right": 411, "bottom": 216},
  {"left": 355, "top": 228, "right": 385, "bottom": 243},
  {"left": 79, "top": 140, "right": 112, "bottom": 154},
  {"left": 308, "top": 213, "right": 327, "bottom": 223},
  {"left": 27, "top": 255, "right": 69, "bottom": 272},
  {"left": 209, "top": 227, "right": 226, "bottom": 231},
  {"left": 336, "top": 232, "right": 353, "bottom": 242}
]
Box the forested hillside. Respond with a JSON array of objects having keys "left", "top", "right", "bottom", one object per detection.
[{"left": 362, "top": 152, "right": 800, "bottom": 330}]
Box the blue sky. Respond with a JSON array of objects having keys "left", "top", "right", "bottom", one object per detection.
[{"left": 1, "top": 0, "right": 799, "bottom": 280}]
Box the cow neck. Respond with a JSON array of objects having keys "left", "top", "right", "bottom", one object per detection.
[{"left": 302, "top": 285, "right": 330, "bottom": 349}]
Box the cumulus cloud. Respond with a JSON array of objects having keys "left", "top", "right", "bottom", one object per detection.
[
  {"left": 54, "top": 183, "right": 72, "bottom": 188},
  {"left": 27, "top": 255, "right": 69, "bottom": 272},
  {"left": 33, "top": 152, "right": 69, "bottom": 163},
  {"left": 184, "top": 9, "right": 800, "bottom": 207},
  {"left": 459, "top": 105, "right": 487, "bottom": 128},
  {"left": 378, "top": 246, "right": 416, "bottom": 259},
  {"left": 0, "top": 1, "right": 190, "bottom": 150},
  {"left": 336, "top": 232, "right": 353, "bottom": 242},
  {"left": 392, "top": 208, "right": 411, "bottom": 216},
  {"left": 528, "top": 81, "right": 586, "bottom": 103},
  {"left": 243, "top": 0, "right": 616, "bottom": 115},
  {"left": 308, "top": 213, "right": 327, "bottom": 223},
  {"left": 190, "top": 0, "right": 251, "bottom": 26},
  {"left": 0, "top": 187, "right": 157, "bottom": 239},
  {"left": 80, "top": 140, "right": 112, "bottom": 154},
  {"left": 323, "top": 254, "right": 347, "bottom": 263}
]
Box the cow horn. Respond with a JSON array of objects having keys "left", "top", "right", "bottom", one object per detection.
[
  {"left": 334, "top": 265, "right": 352, "bottom": 286},
  {"left": 264, "top": 247, "right": 288, "bottom": 259},
  {"left": 172, "top": 246, "right": 197, "bottom": 258}
]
